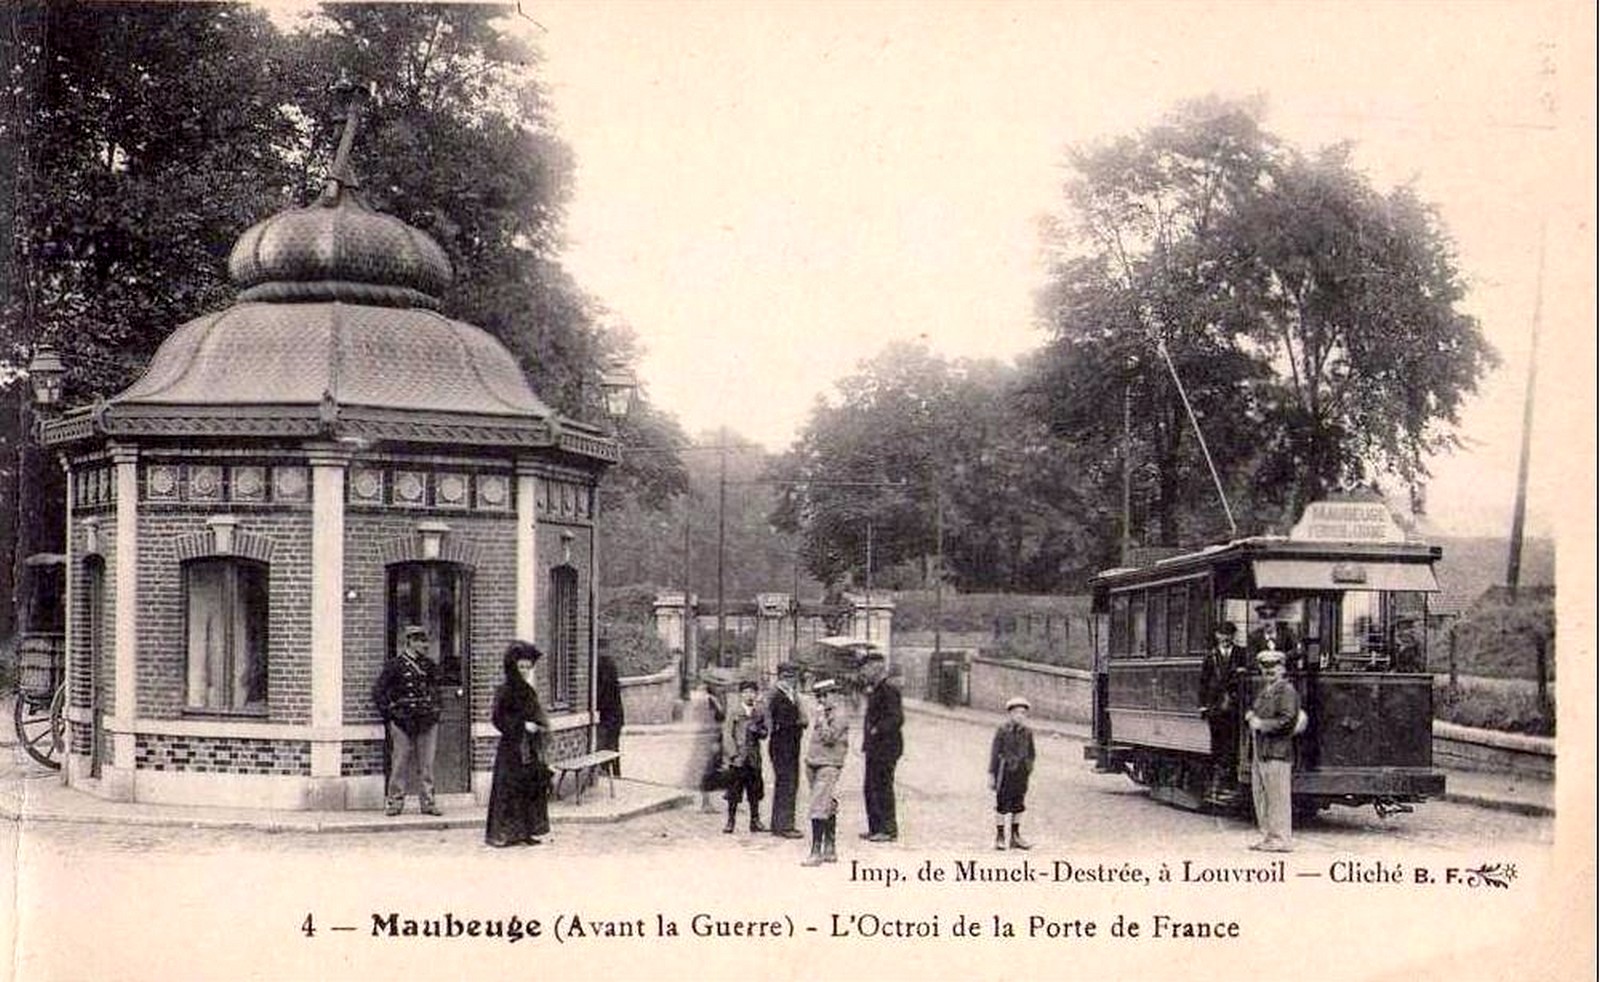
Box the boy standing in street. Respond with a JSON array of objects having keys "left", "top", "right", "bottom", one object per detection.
[
  {"left": 721, "top": 679, "right": 767, "bottom": 833},
  {"left": 801, "top": 679, "right": 849, "bottom": 867},
  {"left": 989, "top": 696, "right": 1037, "bottom": 850}
]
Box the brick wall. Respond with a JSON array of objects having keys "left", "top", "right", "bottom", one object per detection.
[
  {"left": 535, "top": 519, "right": 593, "bottom": 712},
  {"left": 341, "top": 739, "right": 386, "bottom": 777},
  {"left": 136, "top": 509, "right": 314, "bottom": 722},
  {"left": 342, "top": 511, "right": 520, "bottom": 724},
  {"left": 135, "top": 732, "right": 311, "bottom": 775}
]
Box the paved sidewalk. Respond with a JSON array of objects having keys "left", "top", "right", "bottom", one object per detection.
[
  {"left": 0, "top": 754, "right": 691, "bottom": 832},
  {"left": 903, "top": 697, "right": 1556, "bottom": 818}
]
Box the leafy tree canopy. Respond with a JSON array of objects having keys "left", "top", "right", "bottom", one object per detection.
[
  {"left": 1031, "top": 97, "right": 1496, "bottom": 550},
  {"left": 0, "top": 3, "right": 687, "bottom": 626}
]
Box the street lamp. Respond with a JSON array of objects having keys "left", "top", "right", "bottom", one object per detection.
[
  {"left": 600, "top": 361, "right": 637, "bottom": 423},
  {"left": 27, "top": 343, "right": 65, "bottom": 414}
]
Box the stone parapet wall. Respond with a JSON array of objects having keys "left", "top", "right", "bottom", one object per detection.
[
  {"left": 968, "top": 655, "right": 1093, "bottom": 725},
  {"left": 1432, "top": 720, "right": 1555, "bottom": 779},
  {"left": 620, "top": 666, "right": 681, "bottom": 725}
]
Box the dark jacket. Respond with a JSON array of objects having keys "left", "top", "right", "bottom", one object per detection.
[
  {"left": 1249, "top": 676, "right": 1301, "bottom": 761},
  {"left": 371, "top": 651, "right": 441, "bottom": 736},
  {"left": 722, "top": 698, "right": 766, "bottom": 768},
  {"left": 863, "top": 680, "right": 904, "bottom": 760},
  {"left": 595, "top": 654, "right": 625, "bottom": 730},
  {"left": 764, "top": 685, "right": 808, "bottom": 745},
  {"left": 1199, "top": 642, "right": 1247, "bottom": 713},
  {"left": 988, "top": 721, "right": 1035, "bottom": 779}
]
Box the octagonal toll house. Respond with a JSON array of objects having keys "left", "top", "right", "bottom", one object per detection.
[{"left": 41, "top": 162, "right": 616, "bottom": 811}]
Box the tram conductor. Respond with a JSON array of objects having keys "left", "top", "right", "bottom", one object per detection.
[{"left": 1245, "top": 648, "right": 1301, "bottom": 852}]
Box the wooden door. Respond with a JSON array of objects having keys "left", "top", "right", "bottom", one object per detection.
[{"left": 386, "top": 563, "right": 472, "bottom": 794}]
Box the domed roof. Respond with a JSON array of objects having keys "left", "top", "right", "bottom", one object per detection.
[
  {"left": 42, "top": 136, "right": 612, "bottom": 460},
  {"left": 118, "top": 301, "right": 552, "bottom": 419},
  {"left": 227, "top": 183, "right": 453, "bottom": 310}
]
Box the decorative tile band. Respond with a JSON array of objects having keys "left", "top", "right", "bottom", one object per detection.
[
  {"left": 341, "top": 740, "right": 387, "bottom": 777},
  {"left": 135, "top": 733, "right": 311, "bottom": 776}
]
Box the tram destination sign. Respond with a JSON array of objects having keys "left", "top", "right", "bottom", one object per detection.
[{"left": 1289, "top": 499, "right": 1407, "bottom": 543}]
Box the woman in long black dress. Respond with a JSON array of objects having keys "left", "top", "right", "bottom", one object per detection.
[{"left": 485, "top": 641, "right": 551, "bottom": 847}]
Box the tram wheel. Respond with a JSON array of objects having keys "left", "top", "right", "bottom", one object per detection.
[{"left": 14, "top": 684, "right": 65, "bottom": 770}]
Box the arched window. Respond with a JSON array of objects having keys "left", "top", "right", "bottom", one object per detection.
[
  {"left": 183, "top": 558, "right": 268, "bottom": 714},
  {"left": 548, "top": 565, "right": 579, "bottom": 709}
]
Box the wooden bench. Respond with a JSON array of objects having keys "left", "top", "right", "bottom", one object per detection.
[{"left": 549, "top": 750, "right": 620, "bottom": 805}]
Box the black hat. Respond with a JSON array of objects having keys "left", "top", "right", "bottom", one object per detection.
[
  {"left": 738, "top": 679, "right": 758, "bottom": 692},
  {"left": 506, "top": 640, "right": 544, "bottom": 664},
  {"left": 776, "top": 662, "right": 799, "bottom": 678},
  {"left": 1214, "top": 622, "right": 1236, "bottom": 638},
  {"left": 403, "top": 624, "right": 428, "bottom": 639}
]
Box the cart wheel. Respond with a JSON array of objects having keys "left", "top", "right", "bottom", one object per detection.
[{"left": 15, "top": 684, "right": 66, "bottom": 769}]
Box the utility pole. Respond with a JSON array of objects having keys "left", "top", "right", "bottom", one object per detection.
[
  {"left": 1506, "top": 223, "right": 1545, "bottom": 597},
  {"left": 1121, "top": 382, "right": 1133, "bottom": 564},
  {"left": 716, "top": 427, "right": 728, "bottom": 666},
  {"left": 864, "top": 519, "right": 874, "bottom": 642},
  {"left": 933, "top": 484, "right": 944, "bottom": 656}
]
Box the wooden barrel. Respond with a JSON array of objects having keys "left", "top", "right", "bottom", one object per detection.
[{"left": 16, "top": 632, "right": 63, "bottom": 700}]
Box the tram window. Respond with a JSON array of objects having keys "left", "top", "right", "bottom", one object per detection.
[
  {"left": 1110, "top": 595, "right": 1129, "bottom": 656},
  {"left": 1147, "top": 589, "right": 1166, "bottom": 657},
  {"left": 1187, "top": 580, "right": 1210, "bottom": 652},
  {"left": 1167, "top": 587, "right": 1188, "bottom": 656},
  {"left": 1129, "top": 593, "right": 1147, "bottom": 656},
  {"left": 1339, "top": 593, "right": 1382, "bottom": 654}
]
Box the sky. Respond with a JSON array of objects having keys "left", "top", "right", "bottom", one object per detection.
[{"left": 516, "top": 1, "right": 1594, "bottom": 541}]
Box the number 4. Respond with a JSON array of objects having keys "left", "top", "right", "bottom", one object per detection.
[{"left": 302, "top": 913, "right": 316, "bottom": 937}]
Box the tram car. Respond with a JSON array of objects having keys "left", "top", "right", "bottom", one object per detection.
[{"left": 1084, "top": 499, "right": 1446, "bottom": 818}]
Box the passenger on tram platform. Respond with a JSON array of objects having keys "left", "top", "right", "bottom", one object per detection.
[{"left": 1199, "top": 622, "right": 1248, "bottom": 789}]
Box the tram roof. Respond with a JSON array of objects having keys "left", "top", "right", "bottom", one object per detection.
[{"left": 1091, "top": 535, "right": 1442, "bottom": 593}]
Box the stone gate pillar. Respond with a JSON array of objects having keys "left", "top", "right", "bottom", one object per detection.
[
  {"left": 753, "top": 593, "right": 793, "bottom": 683},
  {"left": 847, "top": 591, "right": 895, "bottom": 659}
]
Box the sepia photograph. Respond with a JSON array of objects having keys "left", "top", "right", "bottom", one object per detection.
[{"left": 0, "top": 2, "right": 1593, "bottom": 979}]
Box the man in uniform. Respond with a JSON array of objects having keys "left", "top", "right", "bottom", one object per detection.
[
  {"left": 372, "top": 625, "right": 444, "bottom": 816},
  {"left": 764, "top": 662, "right": 808, "bottom": 839},
  {"left": 1199, "top": 621, "right": 1247, "bottom": 795},
  {"left": 860, "top": 653, "right": 904, "bottom": 843},
  {"left": 1245, "top": 648, "right": 1301, "bottom": 852}
]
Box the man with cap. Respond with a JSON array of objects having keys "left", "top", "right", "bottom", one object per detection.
[
  {"left": 801, "top": 678, "right": 850, "bottom": 866},
  {"left": 1244, "top": 648, "right": 1301, "bottom": 851},
  {"left": 860, "top": 654, "right": 904, "bottom": 842},
  {"left": 372, "top": 625, "right": 444, "bottom": 816},
  {"left": 763, "top": 662, "right": 808, "bottom": 838},
  {"left": 989, "top": 696, "right": 1037, "bottom": 850},
  {"left": 1199, "top": 621, "right": 1248, "bottom": 796},
  {"left": 721, "top": 679, "right": 768, "bottom": 833}
]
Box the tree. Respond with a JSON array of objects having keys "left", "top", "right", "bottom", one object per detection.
[
  {"left": 1233, "top": 145, "right": 1497, "bottom": 511},
  {"left": 1032, "top": 98, "right": 1495, "bottom": 556},
  {"left": 771, "top": 341, "right": 1094, "bottom": 592},
  {"left": 0, "top": 5, "right": 686, "bottom": 633}
]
